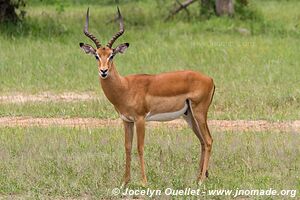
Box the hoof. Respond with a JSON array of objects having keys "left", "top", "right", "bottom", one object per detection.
[
  {"left": 121, "top": 178, "right": 130, "bottom": 188},
  {"left": 140, "top": 180, "right": 148, "bottom": 187},
  {"left": 120, "top": 182, "right": 126, "bottom": 189},
  {"left": 205, "top": 170, "right": 209, "bottom": 178},
  {"left": 197, "top": 179, "right": 203, "bottom": 186}
]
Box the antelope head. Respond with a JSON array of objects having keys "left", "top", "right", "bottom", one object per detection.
[{"left": 79, "top": 7, "right": 129, "bottom": 79}]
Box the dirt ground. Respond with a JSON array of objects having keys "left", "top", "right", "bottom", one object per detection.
[
  {"left": 0, "top": 93, "right": 299, "bottom": 132},
  {"left": 0, "top": 92, "right": 98, "bottom": 103},
  {"left": 0, "top": 116, "right": 299, "bottom": 132}
]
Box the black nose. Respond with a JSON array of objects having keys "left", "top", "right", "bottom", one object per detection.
[{"left": 100, "top": 69, "right": 108, "bottom": 74}]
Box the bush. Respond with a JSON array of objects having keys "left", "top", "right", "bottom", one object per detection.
[
  {"left": 0, "top": 0, "right": 26, "bottom": 23},
  {"left": 234, "top": 0, "right": 264, "bottom": 21}
]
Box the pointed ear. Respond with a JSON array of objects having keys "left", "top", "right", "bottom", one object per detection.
[
  {"left": 79, "top": 43, "right": 96, "bottom": 55},
  {"left": 113, "top": 43, "right": 129, "bottom": 55}
]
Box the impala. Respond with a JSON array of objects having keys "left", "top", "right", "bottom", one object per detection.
[{"left": 79, "top": 8, "right": 215, "bottom": 185}]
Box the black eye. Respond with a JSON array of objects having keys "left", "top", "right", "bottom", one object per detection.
[
  {"left": 109, "top": 55, "right": 114, "bottom": 60},
  {"left": 95, "top": 55, "right": 99, "bottom": 60}
]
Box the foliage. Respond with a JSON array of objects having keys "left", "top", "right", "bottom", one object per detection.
[
  {"left": 234, "top": 0, "right": 263, "bottom": 21},
  {"left": 27, "top": 0, "right": 144, "bottom": 6},
  {"left": 0, "top": 0, "right": 26, "bottom": 22},
  {"left": 200, "top": 0, "right": 216, "bottom": 18},
  {"left": 199, "top": 0, "right": 263, "bottom": 21}
]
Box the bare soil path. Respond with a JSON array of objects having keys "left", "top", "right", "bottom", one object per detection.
[
  {"left": 0, "top": 92, "right": 99, "bottom": 103},
  {"left": 0, "top": 117, "right": 299, "bottom": 132},
  {"left": 0, "top": 93, "right": 299, "bottom": 132}
]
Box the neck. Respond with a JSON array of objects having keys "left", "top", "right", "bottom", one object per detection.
[{"left": 100, "top": 63, "right": 126, "bottom": 106}]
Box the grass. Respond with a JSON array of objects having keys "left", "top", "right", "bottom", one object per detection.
[
  {"left": 0, "top": 0, "right": 299, "bottom": 120},
  {"left": 0, "top": 100, "right": 117, "bottom": 119},
  {"left": 0, "top": 126, "right": 299, "bottom": 199}
]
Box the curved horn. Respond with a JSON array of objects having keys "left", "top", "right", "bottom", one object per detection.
[
  {"left": 83, "top": 8, "right": 101, "bottom": 48},
  {"left": 107, "top": 7, "right": 124, "bottom": 48}
]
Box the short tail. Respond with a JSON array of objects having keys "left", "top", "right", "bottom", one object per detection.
[{"left": 208, "top": 83, "right": 215, "bottom": 107}]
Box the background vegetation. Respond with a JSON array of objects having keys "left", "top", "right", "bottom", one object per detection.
[{"left": 0, "top": 0, "right": 299, "bottom": 120}]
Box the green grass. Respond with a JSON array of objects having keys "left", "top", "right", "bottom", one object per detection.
[
  {"left": 0, "top": 126, "right": 299, "bottom": 199},
  {"left": 0, "top": 100, "right": 117, "bottom": 119},
  {"left": 0, "top": 1, "right": 299, "bottom": 120}
]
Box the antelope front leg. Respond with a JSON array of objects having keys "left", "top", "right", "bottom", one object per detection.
[
  {"left": 123, "top": 120, "right": 134, "bottom": 186},
  {"left": 135, "top": 117, "right": 147, "bottom": 186}
]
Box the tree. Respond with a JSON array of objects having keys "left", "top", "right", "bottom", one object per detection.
[
  {"left": 166, "top": 0, "right": 249, "bottom": 20},
  {"left": 0, "top": 0, "right": 26, "bottom": 23},
  {"left": 215, "top": 0, "right": 234, "bottom": 16}
]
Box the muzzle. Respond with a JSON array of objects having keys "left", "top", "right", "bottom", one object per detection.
[{"left": 99, "top": 69, "right": 108, "bottom": 79}]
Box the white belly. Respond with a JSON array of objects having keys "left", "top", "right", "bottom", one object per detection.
[{"left": 145, "top": 102, "right": 188, "bottom": 122}]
